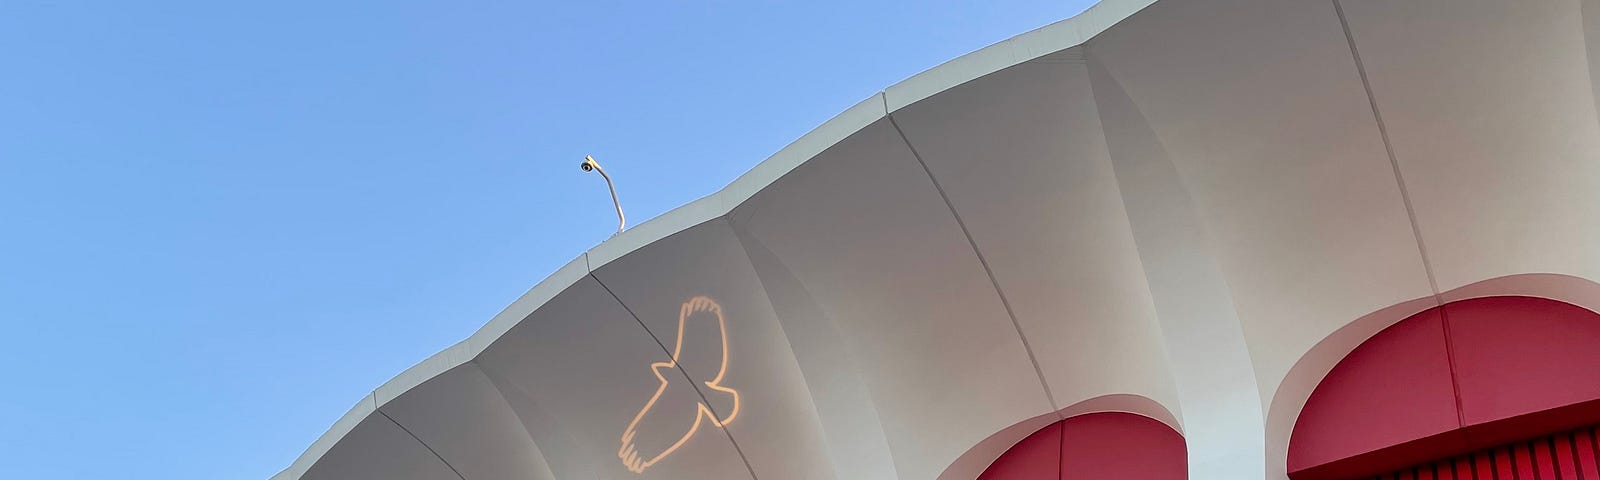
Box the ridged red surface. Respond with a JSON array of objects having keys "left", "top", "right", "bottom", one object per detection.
[
  {"left": 1289, "top": 296, "right": 1600, "bottom": 480},
  {"left": 1365, "top": 425, "right": 1600, "bottom": 480},
  {"left": 977, "top": 412, "right": 1186, "bottom": 480}
]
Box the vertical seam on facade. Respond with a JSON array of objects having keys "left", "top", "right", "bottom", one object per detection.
[
  {"left": 884, "top": 110, "right": 1063, "bottom": 417},
  {"left": 378, "top": 410, "right": 469, "bottom": 480},
  {"left": 1438, "top": 301, "right": 1468, "bottom": 427},
  {"left": 591, "top": 273, "right": 762, "bottom": 479},
  {"left": 1333, "top": 0, "right": 1465, "bottom": 426},
  {"left": 1332, "top": 0, "right": 1442, "bottom": 299},
  {"left": 1057, "top": 420, "right": 1067, "bottom": 478},
  {"left": 1580, "top": 0, "right": 1600, "bottom": 135}
]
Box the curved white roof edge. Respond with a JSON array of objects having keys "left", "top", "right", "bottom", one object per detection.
[{"left": 270, "top": 0, "right": 1155, "bottom": 478}]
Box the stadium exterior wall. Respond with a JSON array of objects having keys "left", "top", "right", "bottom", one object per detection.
[{"left": 272, "top": 0, "right": 1600, "bottom": 479}]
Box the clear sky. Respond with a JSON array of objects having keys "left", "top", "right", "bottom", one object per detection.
[{"left": 0, "top": 1, "right": 1095, "bottom": 478}]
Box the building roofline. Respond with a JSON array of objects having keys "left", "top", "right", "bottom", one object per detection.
[{"left": 272, "top": 1, "right": 1156, "bottom": 477}]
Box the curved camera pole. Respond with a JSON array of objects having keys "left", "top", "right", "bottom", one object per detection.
[{"left": 580, "top": 155, "right": 625, "bottom": 235}]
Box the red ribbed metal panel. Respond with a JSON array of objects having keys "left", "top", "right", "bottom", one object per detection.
[{"left": 1366, "top": 425, "right": 1600, "bottom": 480}]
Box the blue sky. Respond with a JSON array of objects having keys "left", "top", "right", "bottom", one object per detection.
[{"left": 0, "top": 1, "right": 1094, "bottom": 478}]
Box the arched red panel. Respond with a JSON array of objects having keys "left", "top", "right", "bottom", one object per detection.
[
  {"left": 979, "top": 421, "right": 1062, "bottom": 479},
  {"left": 1447, "top": 297, "right": 1600, "bottom": 427},
  {"left": 1289, "top": 296, "right": 1600, "bottom": 480},
  {"left": 1287, "top": 308, "right": 1461, "bottom": 476},
  {"left": 978, "top": 412, "right": 1186, "bottom": 480}
]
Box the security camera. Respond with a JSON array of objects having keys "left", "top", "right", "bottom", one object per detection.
[{"left": 576, "top": 155, "right": 626, "bottom": 235}]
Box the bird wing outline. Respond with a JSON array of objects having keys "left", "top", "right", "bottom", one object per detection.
[{"left": 617, "top": 296, "right": 739, "bottom": 473}]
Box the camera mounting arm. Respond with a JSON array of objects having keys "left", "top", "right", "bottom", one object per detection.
[{"left": 580, "top": 155, "right": 626, "bottom": 235}]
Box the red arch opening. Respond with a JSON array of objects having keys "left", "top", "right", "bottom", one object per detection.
[
  {"left": 1288, "top": 296, "right": 1600, "bottom": 480},
  {"left": 978, "top": 412, "right": 1186, "bottom": 480}
]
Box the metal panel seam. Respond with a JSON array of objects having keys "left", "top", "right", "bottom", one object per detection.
[
  {"left": 377, "top": 410, "right": 468, "bottom": 480},
  {"left": 1332, "top": 0, "right": 1465, "bottom": 427},
  {"left": 1330, "top": 0, "right": 1442, "bottom": 302},
  {"left": 884, "top": 99, "right": 1063, "bottom": 418}
]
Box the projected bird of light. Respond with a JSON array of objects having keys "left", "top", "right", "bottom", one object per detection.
[{"left": 618, "top": 296, "right": 740, "bottom": 473}]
